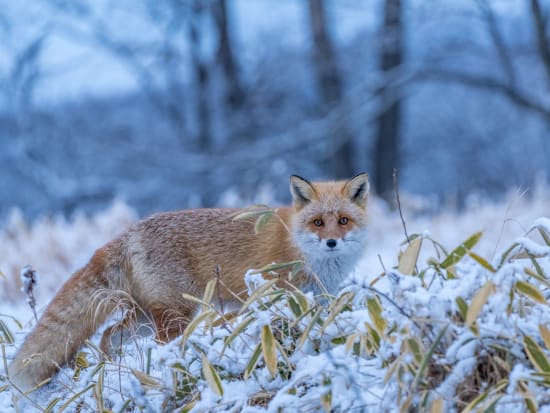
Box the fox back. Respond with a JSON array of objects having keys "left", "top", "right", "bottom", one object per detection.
[{"left": 8, "top": 173, "right": 370, "bottom": 394}]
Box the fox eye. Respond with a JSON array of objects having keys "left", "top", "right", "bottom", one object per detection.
[
  {"left": 339, "top": 217, "right": 349, "bottom": 225},
  {"left": 313, "top": 218, "right": 323, "bottom": 227}
]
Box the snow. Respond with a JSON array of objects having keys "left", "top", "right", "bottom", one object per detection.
[
  {"left": 3, "top": 189, "right": 550, "bottom": 411},
  {"left": 514, "top": 237, "right": 550, "bottom": 256}
]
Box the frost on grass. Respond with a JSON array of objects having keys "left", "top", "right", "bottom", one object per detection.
[
  {"left": 4, "top": 219, "right": 550, "bottom": 412},
  {"left": 6, "top": 196, "right": 550, "bottom": 411},
  {"left": 0, "top": 200, "right": 136, "bottom": 305}
]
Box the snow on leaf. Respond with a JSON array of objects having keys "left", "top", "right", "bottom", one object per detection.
[
  {"left": 514, "top": 237, "right": 550, "bottom": 257},
  {"left": 529, "top": 217, "right": 550, "bottom": 238},
  {"left": 440, "top": 232, "right": 482, "bottom": 269}
]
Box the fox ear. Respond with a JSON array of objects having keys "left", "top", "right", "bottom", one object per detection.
[
  {"left": 290, "top": 175, "right": 317, "bottom": 208},
  {"left": 343, "top": 172, "right": 369, "bottom": 208}
]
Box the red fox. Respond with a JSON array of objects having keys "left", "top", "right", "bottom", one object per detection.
[{"left": 9, "top": 173, "right": 369, "bottom": 393}]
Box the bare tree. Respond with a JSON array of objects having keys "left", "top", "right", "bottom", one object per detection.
[
  {"left": 212, "top": 0, "right": 245, "bottom": 110},
  {"left": 374, "top": 0, "right": 403, "bottom": 201},
  {"left": 307, "top": 0, "right": 354, "bottom": 178},
  {"left": 419, "top": 0, "right": 550, "bottom": 123},
  {"left": 189, "top": 0, "right": 212, "bottom": 151}
]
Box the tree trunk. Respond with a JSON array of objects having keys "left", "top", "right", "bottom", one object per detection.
[
  {"left": 374, "top": 0, "right": 403, "bottom": 201},
  {"left": 307, "top": 0, "right": 354, "bottom": 178},
  {"left": 189, "top": 0, "right": 211, "bottom": 152},
  {"left": 212, "top": 0, "right": 245, "bottom": 110}
]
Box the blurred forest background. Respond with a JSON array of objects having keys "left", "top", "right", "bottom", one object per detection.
[{"left": 1, "top": 0, "right": 549, "bottom": 220}]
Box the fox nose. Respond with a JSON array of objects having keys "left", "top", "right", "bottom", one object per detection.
[{"left": 326, "top": 239, "right": 337, "bottom": 249}]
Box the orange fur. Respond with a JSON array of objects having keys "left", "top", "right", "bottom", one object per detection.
[{"left": 9, "top": 173, "right": 370, "bottom": 392}]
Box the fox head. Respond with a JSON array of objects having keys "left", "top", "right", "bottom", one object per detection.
[{"left": 289, "top": 173, "right": 369, "bottom": 289}]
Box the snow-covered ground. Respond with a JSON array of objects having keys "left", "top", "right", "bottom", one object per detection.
[{"left": 2, "top": 187, "right": 550, "bottom": 411}]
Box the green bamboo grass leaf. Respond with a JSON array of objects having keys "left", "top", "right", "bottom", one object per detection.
[
  {"left": 180, "top": 293, "right": 214, "bottom": 309},
  {"left": 254, "top": 210, "right": 274, "bottom": 234},
  {"left": 291, "top": 289, "right": 310, "bottom": 314},
  {"left": 251, "top": 261, "right": 304, "bottom": 275},
  {"left": 430, "top": 398, "right": 443, "bottom": 413},
  {"left": 222, "top": 316, "right": 255, "bottom": 354},
  {"left": 75, "top": 351, "right": 89, "bottom": 369},
  {"left": 518, "top": 380, "right": 538, "bottom": 413},
  {"left": 529, "top": 255, "right": 547, "bottom": 280},
  {"left": 288, "top": 295, "right": 302, "bottom": 317},
  {"left": 467, "top": 251, "right": 496, "bottom": 272},
  {"left": 524, "top": 267, "right": 550, "bottom": 288},
  {"left": 297, "top": 308, "right": 323, "bottom": 350},
  {"left": 43, "top": 398, "right": 61, "bottom": 413},
  {"left": 274, "top": 339, "right": 293, "bottom": 372},
  {"left": 117, "top": 400, "right": 133, "bottom": 413},
  {"left": 180, "top": 401, "right": 197, "bottom": 413},
  {"left": 182, "top": 310, "right": 216, "bottom": 347},
  {"left": 146, "top": 347, "right": 152, "bottom": 375},
  {"left": 411, "top": 325, "right": 448, "bottom": 391},
  {"left": 540, "top": 325, "right": 550, "bottom": 350},
  {"left": 57, "top": 384, "right": 95, "bottom": 412},
  {"left": 345, "top": 333, "right": 360, "bottom": 354},
  {"left": 406, "top": 337, "right": 424, "bottom": 365},
  {"left": 231, "top": 208, "right": 275, "bottom": 222},
  {"left": 524, "top": 398, "right": 538, "bottom": 413},
  {"left": 365, "top": 323, "right": 381, "bottom": 352},
  {"left": 466, "top": 281, "right": 494, "bottom": 328},
  {"left": 398, "top": 236, "right": 422, "bottom": 275},
  {"left": 515, "top": 281, "right": 547, "bottom": 304},
  {"left": 211, "top": 310, "right": 239, "bottom": 327},
  {"left": 131, "top": 368, "right": 162, "bottom": 388},
  {"left": 398, "top": 233, "right": 422, "bottom": 245},
  {"left": 461, "top": 379, "right": 508, "bottom": 413},
  {"left": 538, "top": 227, "right": 550, "bottom": 246},
  {"left": 244, "top": 343, "right": 263, "bottom": 379},
  {"left": 202, "top": 355, "right": 224, "bottom": 397},
  {"left": 0, "top": 320, "right": 14, "bottom": 344},
  {"left": 261, "top": 325, "right": 278, "bottom": 377},
  {"left": 95, "top": 362, "right": 105, "bottom": 411},
  {"left": 441, "top": 232, "right": 483, "bottom": 269},
  {"left": 523, "top": 334, "right": 550, "bottom": 374},
  {"left": 202, "top": 278, "right": 218, "bottom": 308},
  {"left": 498, "top": 242, "right": 520, "bottom": 269},
  {"left": 367, "top": 297, "right": 387, "bottom": 336},
  {"left": 455, "top": 297, "right": 468, "bottom": 321},
  {"left": 0, "top": 313, "right": 22, "bottom": 329},
  {"left": 320, "top": 292, "right": 353, "bottom": 333},
  {"left": 238, "top": 279, "right": 278, "bottom": 315}
]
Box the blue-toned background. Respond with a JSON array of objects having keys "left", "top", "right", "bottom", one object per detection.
[{"left": 1, "top": 0, "right": 548, "bottom": 219}]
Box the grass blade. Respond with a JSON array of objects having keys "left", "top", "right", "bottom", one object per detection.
[
  {"left": 466, "top": 281, "right": 494, "bottom": 328},
  {"left": 441, "top": 232, "right": 482, "bottom": 269},
  {"left": 261, "top": 325, "right": 278, "bottom": 378},
  {"left": 202, "top": 355, "right": 224, "bottom": 397}
]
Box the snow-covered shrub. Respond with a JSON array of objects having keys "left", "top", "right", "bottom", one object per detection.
[
  {"left": 5, "top": 195, "right": 550, "bottom": 412},
  {"left": 5, "top": 216, "right": 550, "bottom": 412}
]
